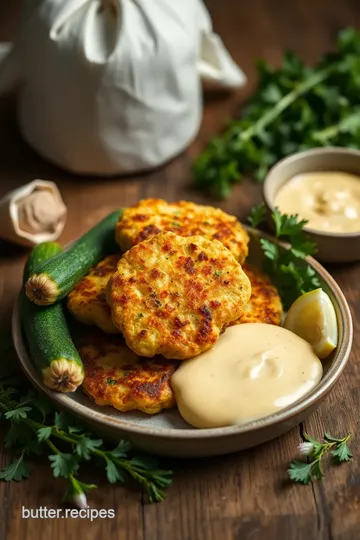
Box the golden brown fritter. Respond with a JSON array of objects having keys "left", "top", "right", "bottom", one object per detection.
[
  {"left": 107, "top": 231, "right": 251, "bottom": 360},
  {"left": 78, "top": 330, "right": 177, "bottom": 414},
  {"left": 230, "top": 263, "right": 283, "bottom": 326},
  {"left": 67, "top": 255, "right": 119, "bottom": 334},
  {"left": 67, "top": 257, "right": 282, "bottom": 336},
  {"left": 116, "top": 198, "right": 249, "bottom": 264}
]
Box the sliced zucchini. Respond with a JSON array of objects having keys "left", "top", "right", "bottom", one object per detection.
[
  {"left": 21, "top": 242, "right": 84, "bottom": 393},
  {"left": 25, "top": 209, "right": 123, "bottom": 306}
]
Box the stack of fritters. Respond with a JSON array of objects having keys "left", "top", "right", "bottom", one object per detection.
[{"left": 67, "top": 198, "right": 283, "bottom": 414}]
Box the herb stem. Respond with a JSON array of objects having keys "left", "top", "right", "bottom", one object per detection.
[
  {"left": 21, "top": 416, "right": 80, "bottom": 446},
  {"left": 193, "top": 27, "right": 360, "bottom": 198},
  {"left": 239, "top": 66, "right": 334, "bottom": 141},
  {"left": 313, "top": 111, "right": 360, "bottom": 143},
  {"left": 50, "top": 428, "right": 80, "bottom": 446},
  {"left": 46, "top": 439, "right": 60, "bottom": 454},
  {"left": 312, "top": 124, "right": 340, "bottom": 142},
  {"left": 92, "top": 449, "right": 152, "bottom": 478},
  {"left": 25, "top": 418, "right": 170, "bottom": 499},
  {"left": 1, "top": 407, "right": 166, "bottom": 487},
  {"left": 289, "top": 432, "right": 352, "bottom": 484}
]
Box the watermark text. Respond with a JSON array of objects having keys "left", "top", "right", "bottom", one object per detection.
[{"left": 22, "top": 506, "right": 115, "bottom": 521}]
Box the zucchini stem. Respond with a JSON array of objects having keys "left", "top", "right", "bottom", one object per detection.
[
  {"left": 25, "top": 274, "right": 60, "bottom": 305},
  {"left": 42, "top": 359, "right": 84, "bottom": 393}
]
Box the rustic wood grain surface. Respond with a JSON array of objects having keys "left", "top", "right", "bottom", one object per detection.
[{"left": 0, "top": 1, "right": 359, "bottom": 539}]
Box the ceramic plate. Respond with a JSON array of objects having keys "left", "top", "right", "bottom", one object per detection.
[{"left": 12, "top": 227, "right": 353, "bottom": 457}]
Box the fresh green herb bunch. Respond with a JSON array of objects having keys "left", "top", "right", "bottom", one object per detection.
[
  {"left": 248, "top": 204, "right": 320, "bottom": 309},
  {"left": 193, "top": 27, "right": 360, "bottom": 199},
  {"left": 288, "top": 432, "right": 352, "bottom": 484},
  {"left": 0, "top": 338, "right": 172, "bottom": 505}
]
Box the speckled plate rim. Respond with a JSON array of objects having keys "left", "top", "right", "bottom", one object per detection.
[{"left": 12, "top": 226, "right": 353, "bottom": 440}]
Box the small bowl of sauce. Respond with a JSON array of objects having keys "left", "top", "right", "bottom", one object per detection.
[{"left": 263, "top": 147, "right": 360, "bottom": 262}]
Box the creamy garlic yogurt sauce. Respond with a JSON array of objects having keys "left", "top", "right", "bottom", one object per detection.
[
  {"left": 274, "top": 171, "right": 360, "bottom": 233},
  {"left": 171, "top": 324, "right": 323, "bottom": 429}
]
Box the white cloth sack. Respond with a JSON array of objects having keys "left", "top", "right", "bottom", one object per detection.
[{"left": 0, "top": 0, "right": 246, "bottom": 175}]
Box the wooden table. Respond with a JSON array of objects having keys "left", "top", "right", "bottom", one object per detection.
[{"left": 0, "top": 1, "right": 359, "bottom": 539}]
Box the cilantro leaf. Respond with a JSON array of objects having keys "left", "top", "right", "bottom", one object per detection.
[
  {"left": 31, "top": 394, "right": 54, "bottom": 421},
  {"left": 75, "top": 437, "right": 103, "bottom": 460},
  {"left": 261, "top": 83, "right": 283, "bottom": 104},
  {"left": 147, "top": 484, "right": 168, "bottom": 503},
  {"left": 105, "top": 459, "right": 124, "bottom": 483},
  {"left": 130, "top": 455, "right": 160, "bottom": 470},
  {"left": 54, "top": 411, "right": 71, "bottom": 430},
  {"left": 248, "top": 203, "right": 267, "bottom": 228},
  {"left": 54, "top": 412, "right": 85, "bottom": 434},
  {"left": 0, "top": 454, "right": 31, "bottom": 482},
  {"left": 273, "top": 208, "right": 308, "bottom": 238},
  {"left": 304, "top": 434, "right": 324, "bottom": 458},
  {"left": 324, "top": 433, "right": 342, "bottom": 443},
  {"left": 5, "top": 423, "right": 42, "bottom": 455},
  {"left": 18, "top": 390, "right": 37, "bottom": 406},
  {"left": 5, "top": 422, "right": 26, "bottom": 448},
  {"left": 49, "top": 453, "right": 79, "bottom": 478},
  {"left": 77, "top": 480, "right": 97, "bottom": 493},
  {"left": 331, "top": 441, "right": 353, "bottom": 463},
  {"left": 298, "top": 265, "right": 321, "bottom": 293},
  {"left": 149, "top": 470, "right": 173, "bottom": 489},
  {"left": 311, "top": 459, "right": 325, "bottom": 480},
  {"left": 255, "top": 208, "right": 321, "bottom": 309},
  {"left": 5, "top": 406, "right": 32, "bottom": 422},
  {"left": 260, "top": 238, "right": 278, "bottom": 260},
  {"left": 288, "top": 461, "right": 313, "bottom": 484},
  {"left": 37, "top": 427, "right": 52, "bottom": 442},
  {"left": 68, "top": 424, "right": 84, "bottom": 435},
  {"left": 0, "top": 386, "right": 17, "bottom": 401},
  {"left": 109, "top": 440, "right": 132, "bottom": 459},
  {"left": 289, "top": 234, "right": 317, "bottom": 258}
]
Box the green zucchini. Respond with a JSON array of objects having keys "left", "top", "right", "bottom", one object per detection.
[
  {"left": 23, "top": 241, "right": 62, "bottom": 281},
  {"left": 20, "top": 242, "right": 84, "bottom": 393},
  {"left": 25, "top": 209, "right": 123, "bottom": 306}
]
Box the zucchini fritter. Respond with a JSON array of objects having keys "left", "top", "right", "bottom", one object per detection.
[
  {"left": 79, "top": 331, "right": 177, "bottom": 414},
  {"left": 67, "top": 257, "right": 282, "bottom": 335},
  {"left": 107, "top": 231, "right": 251, "bottom": 359},
  {"left": 116, "top": 198, "right": 249, "bottom": 264},
  {"left": 67, "top": 255, "right": 119, "bottom": 333},
  {"left": 231, "top": 264, "right": 283, "bottom": 326}
]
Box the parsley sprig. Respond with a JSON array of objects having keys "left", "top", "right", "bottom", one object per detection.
[
  {"left": 193, "top": 27, "right": 360, "bottom": 198},
  {"left": 288, "top": 433, "right": 352, "bottom": 484},
  {"left": 248, "top": 204, "right": 320, "bottom": 309},
  {"left": 0, "top": 341, "right": 172, "bottom": 505}
]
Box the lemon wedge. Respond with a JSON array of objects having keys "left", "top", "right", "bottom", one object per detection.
[{"left": 283, "top": 288, "right": 338, "bottom": 359}]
